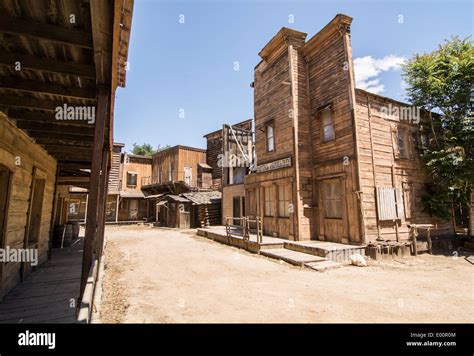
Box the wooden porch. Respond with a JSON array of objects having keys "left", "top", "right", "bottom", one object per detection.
[{"left": 0, "top": 237, "right": 83, "bottom": 323}]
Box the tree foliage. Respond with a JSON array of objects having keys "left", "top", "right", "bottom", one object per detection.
[
  {"left": 403, "top": 36, "right": 474, "bottom": 220},
  {"left": 131, "top": 143, "right": 169, "bottom": 157}
]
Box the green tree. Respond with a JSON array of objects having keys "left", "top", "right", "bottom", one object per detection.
[
  {"left": 131, "top": 143, "right": 169, "bottom": 157},
  {"left": 403, "top": 36, "right": 474, "bottom": 232}
]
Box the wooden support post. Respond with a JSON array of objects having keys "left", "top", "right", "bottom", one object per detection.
[
  {"left": 94, "top": 147, "right": 110, "bottom": 259},
  {"left": 427, "top": 228, "right": 433, "bottom": 254},
  {"left": 80, "top": 85, "right": 109, "bottom": 299}
]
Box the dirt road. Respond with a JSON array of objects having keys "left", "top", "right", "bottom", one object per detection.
[{"left": 100, "top": 225, "right": 473, "bottom": 323}]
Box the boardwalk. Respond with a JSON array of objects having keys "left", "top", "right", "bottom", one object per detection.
[{"left": 0, "top": 238, "right": 83, "bottom": 323}]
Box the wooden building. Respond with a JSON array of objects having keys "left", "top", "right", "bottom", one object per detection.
[
  {"left": 105, "top": 143, "right": 152, "bottom": 222},
  {"left": 203, "top": 120, "right": 254, "bottom": 225},
  {"left": 0, "top": 0, "right": 134, "bottom": 304},
  {"left": 245, "top": 14, "right": 453, "bottom": 244},
  {"left": 148, "top": 145, "right": 207, "bottom": 188}
]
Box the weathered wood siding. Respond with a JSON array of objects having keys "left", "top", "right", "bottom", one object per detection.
[
  {"left": 151, "top": 146, "right": 206, "bottom": 188},
  {"left": 355, "top": 89, "right": 454, "bottom": 241},
  {"left": 0, "top": 115, "right": 57, "bottom": 298},
  {"left": 121, "top": 155, "right": 152, "bottom": 192}
]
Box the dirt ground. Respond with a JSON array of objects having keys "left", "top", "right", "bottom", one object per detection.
[{"left": 99, "top": 225, "right": 474, "bottom": 323}]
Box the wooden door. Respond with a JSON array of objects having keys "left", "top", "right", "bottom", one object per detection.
[
  {"left": 129, "top": 199, "right": 138, "bottom": 220},
  {"left": 319, "top": 179, "right": 344, "bottom": 243},
  {"left": 184, "top": 166, "right": 192, "bottom": 186},
  {"left": 24, "top": 177, "right": 45, "bottom": 279}
]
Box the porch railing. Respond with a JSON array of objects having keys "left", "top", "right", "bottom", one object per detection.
[{"left": 225, "top": 216, "right": 263, "bottom": 243}]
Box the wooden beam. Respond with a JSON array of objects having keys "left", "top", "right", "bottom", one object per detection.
[
  {"left": 0, "top": 76, "right": 96, "bottom": 100},
  {"left": 49, "top": 152, "right": 92, "bottom": 161},
  {"left": 0, "top": 94, "right": 59, "bottom": 111},
  {"left": 7, "top": 110, "right": 95, "bottom": 127},
  {"left": 57, "top": 176, "right": 90, "bottom": 184},
  {"left": 0, "top": 14, "right": 93, "bottom": 49},
  {"left": 16, "top": 121, "right": 95, "bottom": 136},
  {"left": 0, "top": 52, "right": 95, "bottom": 79},
  {"left": 57, "top": 161, "right": 91, "bottom": 169},
  {"left": 25, "top": 130, "right": 95, "bottom": 142},
  {"left": 35, "top": 138, "right": 93, "bottom": 148},
  {"left": 40, "top": 145, "right": 93, "bottom": 155}
]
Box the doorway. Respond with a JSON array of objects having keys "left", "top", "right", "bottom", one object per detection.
[{"left": 23, "top": 176, "right": 46, "bottom": 279}]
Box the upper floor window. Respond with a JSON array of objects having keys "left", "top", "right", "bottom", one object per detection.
[
  {"left": 397, "top": 128, "right": 408, "bottom": 159},
  {"left": 266, "top": 124, "right": 274, "bottom": 152},
  {"left": 321, "top": 107, "right": 334, "bottom": 142},
  {"left": 127, "top": 171, "right": 137, "bottom": 187}
]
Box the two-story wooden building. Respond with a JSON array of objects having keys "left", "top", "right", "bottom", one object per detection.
[
  {"left": 203, "top": 120, "right": 254, "bottom": 224},
  {"left": 245, "top": 14, "right": 453, "bottom": 244},
  {"left": 105, "top": 143, "right": 152, "bottom": 222}
]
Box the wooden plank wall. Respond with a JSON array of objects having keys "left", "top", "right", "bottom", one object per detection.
[
  {"left": 177, "top": 147, "right": 206, "bottom": 187},
  {"left": 304, "top": 24, "right": 361, "bottom": 244},
  {"left": 0, "top": 115, "right": 57, "bottom": 298},
  {"left": 355, "top": 89, "right": 454, "bottom": 241},
  {"left": 152, "top": 146, "right": 205, "bottom": 187},
  {"left": 121, "top": 155, "right": 152, "bottom": 192}
]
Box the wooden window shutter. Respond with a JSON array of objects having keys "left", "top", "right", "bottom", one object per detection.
[
  {"left": 376, "top": 187, "right": 397, "bottom": 220},
  {"left": 395, "top": 188, "right": 405, "bottom": 219},
  {"left": 391, "top": 129, "right": 400, "bottom": 159}
]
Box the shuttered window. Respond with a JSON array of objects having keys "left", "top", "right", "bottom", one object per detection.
[
  {"left": 321, "top": 107, "right": 335, "bottom": 142},
  {"left": 278, "top": 184, "right": 291, "bottom": 218},
  {"left": 127, "top": 172, "right": 137, "bottom": 187},
  {"left": 397, "top": 128, "right": 408, "bottom": 158},
  {"left": 322, "top": 179, "right": 342, "bottom": 219},
  {"left": 264, "top": 186, "right": 274, "bottom": 217},
  {"left": 376, "top": 187, "right": 405, "bottom": 220},
  {"left": 266, "top": 125, "right": 275, "bottom": 152}
]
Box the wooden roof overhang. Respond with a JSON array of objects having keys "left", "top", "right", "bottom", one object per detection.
[{"left": 0, "top": 0, "right": 133, "bottom": 188}]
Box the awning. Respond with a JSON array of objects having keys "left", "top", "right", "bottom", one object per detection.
[
  {"left": 120, "top": 191, "right": 145, "bottom": 198},
  {"left": 145, "top": 194, "right": 163, "bottom": 199}
]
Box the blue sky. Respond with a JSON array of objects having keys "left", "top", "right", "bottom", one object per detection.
[{"left": 114, "top": 0, "right": 473, "bottom": 151}]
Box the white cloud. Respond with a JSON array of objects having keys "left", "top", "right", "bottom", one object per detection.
[{"left": 353, "top": 55, "right": 406, "bottom": 94}]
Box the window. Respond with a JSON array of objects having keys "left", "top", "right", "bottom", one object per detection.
[
  {"left": 321, "top": 107, "right": 335, "bottom": 142},
  {"left": 322, "top": 179, "right": 342, "bottom": 219},
  {"left": 266, "top": 124, "right": 274, "bottom": 152},
  {"left": 168, "top": 161, "right": 174, "bottom": 181},
  {"left": 264, "top": 186, "right": 274, "bottom": 216},
  {"left": 376, "top": 187, "right": 404, "bottom": 220},
  {"left": 127, "top": 171, "right": 137, "bottom": 187},
  {"left": 397, "top": 128, "right": 408, "bottom": 159},
  {"left": 278, "top": 184, "right": 291, "bottom": 217}
]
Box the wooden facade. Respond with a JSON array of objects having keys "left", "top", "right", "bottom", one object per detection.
[
  {"left": 149, "top": 145, "right": 207, "bottom": 189},
  {"left": 246, "top": 14, "right": 454, "bottom": 244}
]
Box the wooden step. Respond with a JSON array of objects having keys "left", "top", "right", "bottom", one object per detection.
[
  {"left": 260, "top": 248, "right": 327, "bottom": 267},
  {"left": 284, "top": 241, "right": 366, "bottom": 263},
  {"left": 305, "top": 260, "right": 343, "bottom": 272}
]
